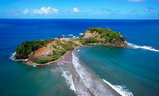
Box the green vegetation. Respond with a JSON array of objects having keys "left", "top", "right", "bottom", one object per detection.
[
  {"left": 80, "top": 39, "right": 103, "bottom": 45},
  {"left": 35, "top": 40, "right": 75, "bottom": 64},
  {"left": 52, "top": 44, "right": 57, "bottom": 49},
  {"left": 56, "top": 41, "right": 74, "bottom": 51},
  {"left": 70, "top": 38, "right": 77, "bottom": 41},
  {"left": 35, "top": 54, "right": 60, "bottom": 64},
  {"left": 15, "top": 39, "right": 54, "bottom": 58},
  {"left": 88, "top": 28, "right": 122, "bottom": 44}
]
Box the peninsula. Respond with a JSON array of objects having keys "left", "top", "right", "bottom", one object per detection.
[{"left": 13, "top": 28, "right": 127, "bottom": 65}]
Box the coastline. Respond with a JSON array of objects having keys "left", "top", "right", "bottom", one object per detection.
[
  {"left": 12, "top": 46, "right": 82, "bottom": 66},
  {"left": 84, "top": 41, "right": 127, "bottom": 48},
  {"left": 12, "top": 42, "right": 127, "bottom": 66}
]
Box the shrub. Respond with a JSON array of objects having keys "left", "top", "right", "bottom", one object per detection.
[
  {"left": 53, "top": 50, "right": 58, "bottom": 55},
  {"left": 52, "top": 44, "right": 57, "bottom": 49},
  {"left": 80, "top": 40, "right": 86, "bottom": 44},
  {"left": 90, "top": 30, "right": 94, "bottom": 33},
  {"left": 60, "top": 50, "right": 67, "bottom": 55},
  {"left": 70, "top": 39, "right": 77, "bottom": 41},
  {"left": 35, "top": 59, "right": 49, "bottom": 64}
]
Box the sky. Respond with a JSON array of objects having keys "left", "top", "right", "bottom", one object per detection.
[{"left": 0, "top": 0, "right": 159, "bottom": 19}]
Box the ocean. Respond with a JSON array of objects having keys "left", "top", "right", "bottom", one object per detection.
[{"left": 0, "top": 19, "right": 159, "bottom": 96}]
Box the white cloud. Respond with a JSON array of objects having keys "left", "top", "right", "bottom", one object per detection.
[
  {"left": 71, "top": 7, "right": 80, "bottom": 13},
  {"left": 73, "top": 7, "right": 79, "bottom": 13},
  {"left": 41, "top": 6, "right": 51, "bottom": 14},
  {"left": 52, "top": 8, "right": 58, "bottom": 13},
  {"left": 144, "top": 8, "right": 149, "bottom": 12},
  {"left": 32, "top": 6, "right": 58, "bottom": 14},
  {"left": 33, "top": 9, "right": 42, "bottom": 14},
  {"left": 23, "top": 9, "right": 29, "bottom": 14},
  {"left": 127, "top": 0, "right": 145, "bottom": 2}
]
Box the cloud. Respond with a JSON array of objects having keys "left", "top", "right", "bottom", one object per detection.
[
  {"left": 23, "top": 9, "right": 29, "bottom": 14},
  {"left": 52, "top": 8, "right": 58, "bottom": 13},
  {"left": 144, "top": 8, "right": 149, "bottom": 12},
  {"left": 33, "top": 9, "right": 42, "bottom": 14},
  {"left": 32, "top": 6, "right": 58, "bottom": 14},
  {"left": 23, "top": 6, "right": 58, "bottom": 14},
  {"left": 71, "top": 7, "right": 79, "bottom": 13},
  {"left": 127, "top": 0, "right": 145, "bottom": 2},
  {"left": 40, "top": 6, "right": 51, "bottom": 14}
]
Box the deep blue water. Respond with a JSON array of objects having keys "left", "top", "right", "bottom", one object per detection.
[{"left": 0, "top": 19, "right": 159, "bottom": 96}]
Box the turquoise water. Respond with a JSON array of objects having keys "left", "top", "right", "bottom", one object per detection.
[
  {"left": 0, "top": 61, "right": 76, "bottom": 96},
  {"left": 77, "top": 45, "right": 159, "bottom": 96},
  {"left": 0, "top": 19, "right": 159, "bottom": 96}
]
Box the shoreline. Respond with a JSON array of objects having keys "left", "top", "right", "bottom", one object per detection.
[
  {"left": 12, "top": 46, "right": 82, "bottom": 66},
  {"left": 12, "top": 44, "right": 127, "bottom": 66}
]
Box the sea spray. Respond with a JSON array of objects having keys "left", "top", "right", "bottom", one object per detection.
[
  {"left": 103, "top": 79, "right": 133, "bottom": 96},
  {"left": 127, "top": 43, "right": 159, "bottom": 52}
]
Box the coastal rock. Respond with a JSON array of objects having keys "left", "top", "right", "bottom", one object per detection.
[{"left": 15, "top": 54, "right": 28, "bottom": 59}]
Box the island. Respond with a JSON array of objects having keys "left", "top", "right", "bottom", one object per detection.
[{"left": 13, "top": 28, "right": 127, "bottom": 65}]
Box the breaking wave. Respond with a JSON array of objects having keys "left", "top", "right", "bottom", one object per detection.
[
  {"left": 72, "top": 52, "right": 114, "bottom": 96},
  {"left": 51, "top": 66, "right": 76, "bottom": 92},
  {"left": 79, "top": 33, "right": 83, "bottom": 36},
  {"left": 103, "top": 79, "right": 133, "bottom": 96},
  {"left": 10, "top": 52, "right": 28, "bottom": 61},
  {"left": 68, "top": 34, "right": 73, "bottom": 36},
  {"left": 61, "top": 68, "right": 76, "bottom": 92},
  {"left": 127, "top": 43, "right": 159, "bottom": 52}
]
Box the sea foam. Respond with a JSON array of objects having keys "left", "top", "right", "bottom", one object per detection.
[
  {"left": 10, "top": 52, "right": 28, "bottom": 61},
  {"left": 103, "top": 79, "right": 133, "bottom": 96},
  {"left": 127, "top": 43, "right": 159, "bottom": 52},
  {"left": 68, "top": 34, "right": 73, "bottom": 36},
  {"left": 61, "top": 68, "right": 76, "bottom": 92},
  {"left": 79, "top": 33, "right": 83, "bottom": 36},
  {"left": 52, "top": 66, "right": 76, "bottom": 92},
  {"left": 72, "top": 52, "right": 114, "bottom": 96}
]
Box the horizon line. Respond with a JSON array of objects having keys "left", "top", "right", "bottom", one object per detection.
[{"left": 0, "top": 18, "right": 159, "bottom": 20}]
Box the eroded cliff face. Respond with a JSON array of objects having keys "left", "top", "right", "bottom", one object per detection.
[
  {"left": 79, "top": 30, "right": 127, "bottom": 47},
  {"left": 28, "top": 37, "right": 81, "bottom": 63}
]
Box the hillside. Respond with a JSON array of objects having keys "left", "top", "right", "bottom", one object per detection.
[
  {"left": 79, "top": 28, "right": 127, "bottom": 47},
  {"left": 15, "top": 37, "right": 81, "bottom": 64},
  {"left": 14, "top": 27, "right": 127, "bottom": 65}
]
